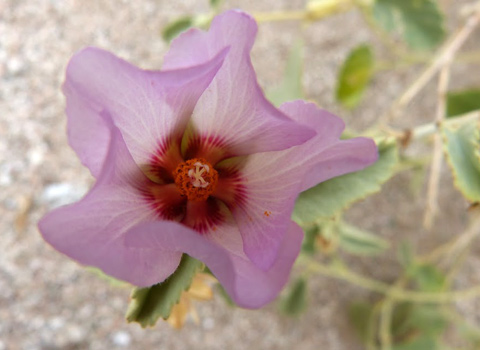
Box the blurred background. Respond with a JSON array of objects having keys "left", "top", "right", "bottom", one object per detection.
[{"left": 2, "top": 0, "right": 480, "bottom": 349}]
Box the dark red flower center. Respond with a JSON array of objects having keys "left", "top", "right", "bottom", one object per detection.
[{"left": 142, "top": 136, "right": 245, "bottom": 233}]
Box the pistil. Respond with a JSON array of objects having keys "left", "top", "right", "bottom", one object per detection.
[{"left": 173, "top": 158, "right": 218, "bottom": 201}]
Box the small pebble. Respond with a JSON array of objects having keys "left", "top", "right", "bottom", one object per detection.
[
  {"left": 40, "top": 182, "right": 88, "bottom": 208},
  {"left": 111, "top": 331, "right": 131, "bottom": 347},
  {"left": 203, "top": 317, "right": 215, "bottom": 330}
]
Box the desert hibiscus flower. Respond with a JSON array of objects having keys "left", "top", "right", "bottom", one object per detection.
[{"left": 39, "top": 10, "right": 377, "bottom": 308}]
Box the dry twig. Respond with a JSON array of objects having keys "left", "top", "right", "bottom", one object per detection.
[
  {"left": 384, "top": 6, "right": 480, "bottom": 122},
  {"left": 423, "top": 64, "right": 451, "bottom": 229}
]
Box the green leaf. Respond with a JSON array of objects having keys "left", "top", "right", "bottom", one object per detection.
[
  {"left": 126, "top": 254, "right": 202, "bottom": 327},
  {"left": 447, "top": 89, "right": 480, "bottom": 118},
  {"left": 293, "top": 139, "right": 398, "bottom": 225},
  {"left": 301, "top": 225, "right": 320, "bottom": 255},
  {"left": 279, "top": 277, "right": 308, "bottom": 317},
  {"left": 443, "top": 120, "right": 480, "bottom": 202},
  {"left": 348, "top": 301, "right": 374, "bottom": 343},
  {"left": 398, "top": 241, "right": 414, "bottom": 269},
  {"left": 409, "top": 264, "right": 446, "bottom": 292},
  {"left": 162, "top": 16, "right": 193, "bottom": 43},
  {"left": 215, "top": 283, "right": 235, "bottom": 307},
  {"left": 407, "top": 305, "right": 448, "bottom": 336},
  {"left": 266, "top": 40, "right": 304, "bottom": 106},
  {"left": 210, "top": 0, "right": 222, "bottom": 9},
  {"left": 391, "top": 303, "right": 448, "bottom": 342},
  {"left": 391, "top": 302, "right": 415, "bottom": 338},
  {"left": 338, "top": 222, "right": 388, "bottom": 256},
  {"left": 392, "top": 336, "right": 438, "bottom": 350},
  {"left": 457, "top": 320, "right": 480, "bottom": 347},
  {"left": 86, "top": 267, "right": 130, "bottom": 288},
  {"left": 373, "top": 0, "right": 446, "bottom": 50},
  {"left": 336, "top": 45, "right": 374, "bottom": 109}
]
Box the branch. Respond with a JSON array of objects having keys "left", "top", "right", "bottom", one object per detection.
[
  {"left": 302, "top": 258, "right": 480, "bottom": 303},
  {"left": 381, "top": 110, "right": 480, "bottom": 145},
  {"left": 442, "top": 212, "right": 480, "bottom": 266},
  {"left": 424, "top": 64, "right": 452, "bottom": 229},
  {"left": 383, "top": 7, "right": 480, "bottom": 122}
]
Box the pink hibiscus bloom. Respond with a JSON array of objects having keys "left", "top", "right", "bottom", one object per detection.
[{"left": 39, "top": 10, "right": 377, "bottom": 308}]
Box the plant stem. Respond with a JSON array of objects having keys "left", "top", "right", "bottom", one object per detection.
[
  {"left": 424, "top": 64, "right": 452, "bottom": 229},
  {"left": 382, "top": 110, "right": 480, "bottom": 143},
  {"left": 379, "top": 300, "right": 394, "bottom": 350},
  {"left": 254, "top": 0, "right": 358, "bottom": 23},
  {"left": 301, "top": 257, "right": 480, "bottom": 303},
  {"left": 253, "top": 10, "right": 307, "bottom": 23},
  {"left": 367, "top": 302, "right": 381, "bottom": 350},
  {"left": 442, "top": 213, "right": 480, "bottom": 266},
  {"left": 375, "top": 49, "right": 480, "bottom": 73}
]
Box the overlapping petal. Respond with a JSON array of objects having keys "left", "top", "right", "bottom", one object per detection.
[
  {"left": 221, "top": 100, "right": 377, "bottom": 270},
  {"left": 39, "top": 123, "right": 182, "bottom": 286},
  {"left": 163, "top": 11, "right": 315, "bottom": 159},
  {"left": 297, "top": 137, "right": 378, "bottom": 191},
  {"left": 64, "top": 47, "right": 228, "bottom": 175},
  {"left": 124, "top": 218, "right": 303, "bottom": 308},
  {"left": 214, "top": 154, "right": 307, "bottom": 270},
  {"left": 279, "top": 100, "right": 378, "bottom": 192}
]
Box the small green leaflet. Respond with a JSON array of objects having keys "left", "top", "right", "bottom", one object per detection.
[
  {"left": 162, "top": 16, "right": 193, "bottom": 43},
  {"left": 373, "top": 0, "right": 446, "bottom": 51},
  {"left": 397, "top": 241, "right": 414, "bottom": 268},
  {"left": 442, "top": 120, "right": 480, "bottom": 202},
  {"left": 86, "top": 267, "right": 130, "bottom": 288},
  {"left": 392, "top": 336, "right": 438, "bottom": 350},
  {"left": 266, "top": 40, "right": 304, "bottom": 107},
  {"left": 215, "top": 283, "right": 235, "bottom": 307},
  {"left": 409, "top": 263, "right": 446, "bottom": 292},
  {"left": 126, "top": 254, "right": 202, "bottom": 327},
  {"left": 394, "top": 306, "right": 448, "bottom": 349},
  {"left": 447, "top": 89, "right": 480, "bottom": 118},
  {"left": 279, "top": 277, "right": 308, "bottom": 317},
  {"left": 336, "top": 45, "right": 374, "bottom": 109},
  {"left": 338, "top": 222, "right": 389, "bottom": 256},
  {"left": 348, "top": 301, "right": 374, "bottom": 344},
  {"left": 293, "top": 138, "right": 398, "bottom": 225},
  {"left": 391, "top": 303, "right": 448, "bottom": 349},
  {"left": 349, "top": 300, "right": 448, "bottom": 348},
  {"left": 456, "top": 321, "right": 480, "bottom": 348},
  {"left": 209, "top": 0, "right": 223, "bottom": 9},
  {"left": 391, "top": 302, "right": 415, "bottom": 339},
  {"left": 301, "top": 225, "right": 320, "bottom": 255}
]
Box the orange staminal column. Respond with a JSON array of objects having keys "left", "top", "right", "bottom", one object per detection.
[{"left": 173, "top": 158, "right": 218, "bottom": 201}]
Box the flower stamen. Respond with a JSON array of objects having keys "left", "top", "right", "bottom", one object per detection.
[{"left": 173, "top": 158, "right": 218, "bottom": 201}]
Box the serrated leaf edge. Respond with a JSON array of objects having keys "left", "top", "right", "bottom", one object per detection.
[
  {"left": 294, "top": 139, "right": 399, "bottom": 227},
  {"left": 442, "top": 120, "right": 480, "bottom": 202},
  {"left": 334, "top": 140, "right": 399, "bottom": 213},
  {"left": 125, "top": 256, "right": 202, "bottom": 328}
]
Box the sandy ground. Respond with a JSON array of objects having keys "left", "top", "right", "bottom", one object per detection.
[{"left": 1, "top": 0, "right": 480, "bottom": 349}]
